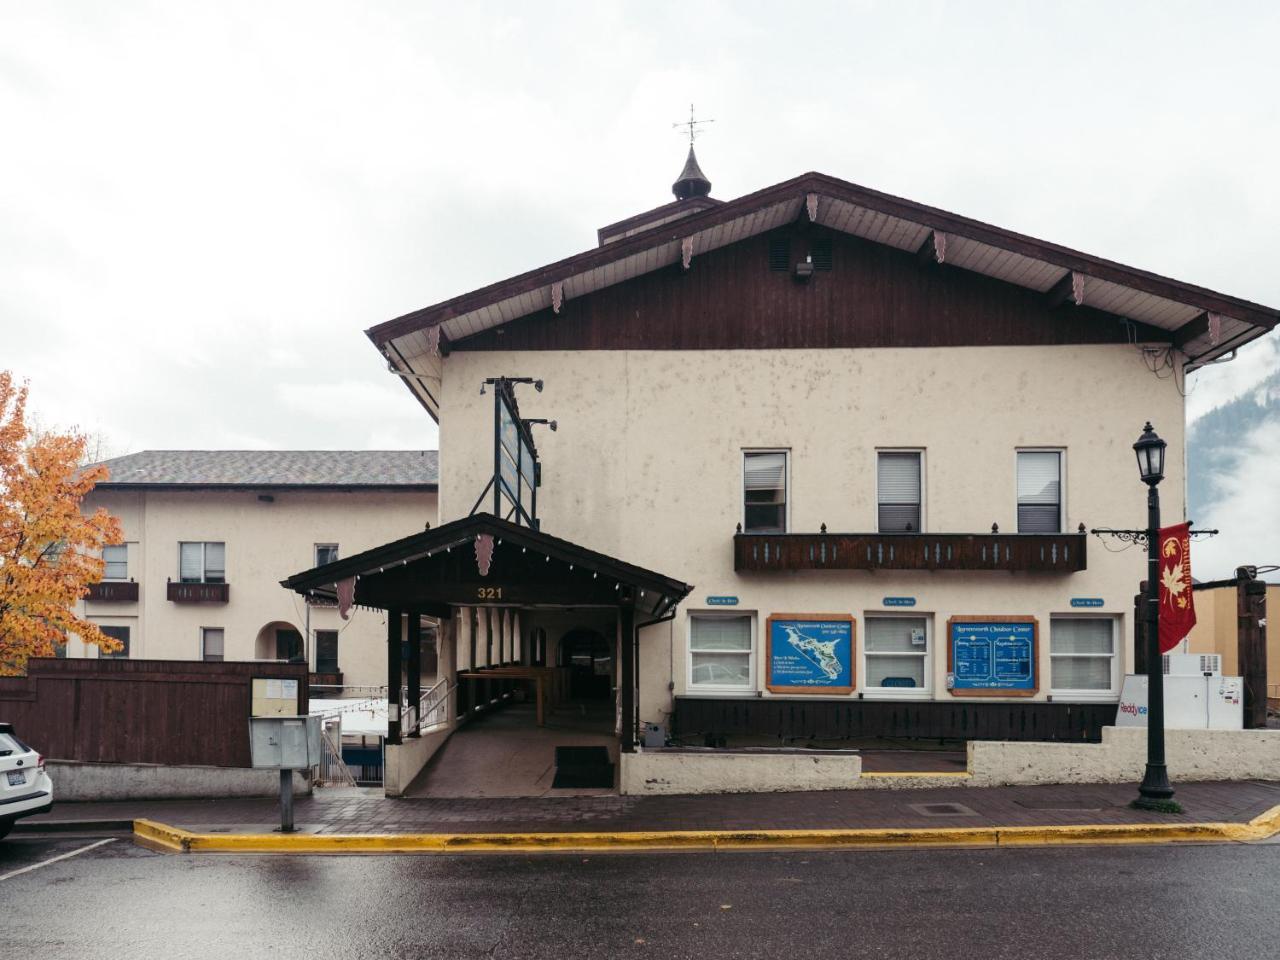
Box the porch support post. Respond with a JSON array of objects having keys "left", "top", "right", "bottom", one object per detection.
[
  {"left": 1238, "top": 569, "right": 1268, "bottom": 729},
  {"left": 387, "top": 608, "right": 402, "bottom": 745},
  {"left": 406, "top": 612, "right": 422, "bottom": 736},
  {"left": 467, "top": 606, "right": 477, "bottom": 669},
  {"left": 620, "top": 604, "right": 636, "bottom": 754}
]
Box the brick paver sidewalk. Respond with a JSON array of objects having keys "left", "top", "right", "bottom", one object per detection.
[{"left": 24, "top": 780, "right": 1280, "bottom": 835}]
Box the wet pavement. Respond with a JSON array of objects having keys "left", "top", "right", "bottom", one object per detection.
[{"left": 3, "top": 834, "right": 1279, "bottom": 958}]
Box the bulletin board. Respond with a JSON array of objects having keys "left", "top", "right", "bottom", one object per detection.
[
  {"left": 766, "top": 613, "right": 855, "bottom": 694},
  {"left": 947, "top": 616, "right": 1038, "bottom": 697}
]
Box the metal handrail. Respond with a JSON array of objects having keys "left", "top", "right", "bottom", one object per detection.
[{"left": 400, "top": 677, "right": 457, "bottom": 734}]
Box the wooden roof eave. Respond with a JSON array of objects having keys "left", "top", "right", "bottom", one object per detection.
[{"left": 365, "top": 172, "right": 1279, "bottom": 364}]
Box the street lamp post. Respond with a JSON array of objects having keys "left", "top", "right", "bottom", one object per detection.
[{"left": 1132, "top": 421, "right": 1176, "bottom": 810}]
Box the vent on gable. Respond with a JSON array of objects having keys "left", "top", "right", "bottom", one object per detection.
[
  {"left": 768, "top": 236, "right": 790, "bottom": 272},
  {"left": 811, "top": 238, "right": 833, "bottom": 271}
]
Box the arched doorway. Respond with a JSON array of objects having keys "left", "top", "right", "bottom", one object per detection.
[
  {"left": 254, "top": 620, "right": 304, "bottom": 662},
  {"left": 558, "top": 629, "right": 613, "bottom": 700}
]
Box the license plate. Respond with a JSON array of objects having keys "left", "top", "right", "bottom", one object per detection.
[{"left": 6, "top": 770, "right": 25, "bottom": 786}]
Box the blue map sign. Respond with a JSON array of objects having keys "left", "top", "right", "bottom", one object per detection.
[
  {"left": 1070, "top": 598, "right": 1105, "bottom": 608},
  {"left": 706, "top": 596, "right": 739, "bottom": 606},
  {"left": 766, "top": 615, "right": 854, "bottom": 694},
  {"left": 949, "top": 619, "right": 1037, "bottom": 696},
  {"left": 883, "top": 597, "right": 917, "bottom": 607}
]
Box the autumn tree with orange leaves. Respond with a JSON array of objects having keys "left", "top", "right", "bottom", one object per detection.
[{"left": 0, "top": 372, "right": 123, "bottom": 674}]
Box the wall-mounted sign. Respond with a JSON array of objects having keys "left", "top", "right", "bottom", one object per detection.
[
  {"left": 766, "top": 613, "right": 855, "bottom": 694},
  {"left": 883, "top": 597, "right": 917, "bottom": 607},
  {"left": 947, "top": 617, "right": 1038, "bottom": 697},
  {"left": 706, "top": 596, "right": 739, "bottom": 606},
  {"left": 1070, "top": 598, "right": 1105, "bottom": 608}
]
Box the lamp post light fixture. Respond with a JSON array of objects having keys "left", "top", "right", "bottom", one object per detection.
[{"left": 1132, "top": 421, "right": 1178, "bottom": 812}]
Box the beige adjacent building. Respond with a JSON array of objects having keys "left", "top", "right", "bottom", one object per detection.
[{"left": 74, "top": 450, "right": 438, "bottom": 689}]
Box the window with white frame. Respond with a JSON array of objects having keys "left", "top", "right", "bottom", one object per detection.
[
  {"left": 864, "top": 616, "right": 930, "bottom": 692},
  {"left": 1017, "top": 450, "right": 1063, "bottom": 533},
  {"left": 1050, "top": 617, "right": 1117, "bottom": 693},
  {"left": 743, "top": 451, "right": 787, "bottom": 533},
  {"left": 689, "top": 614, "right": 754, "bottom": 690},
  {"left": 201, "top": 627, "right": 225, "bottom": 663},
  {"left": 877, "top": 452, "right": 923, "bottom": 532},
  {"left": 315, "top": 543, "right": 339, "bottom": 566},
  {"left": 179, "top": 542, "right": 226, "bottom": 583},
  {"left": 102, "top": 544, "right": 128, "bottom": 580}
]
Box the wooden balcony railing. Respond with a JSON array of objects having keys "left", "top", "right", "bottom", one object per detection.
[
  {"left": 86, "top": 581, "right": 139, "bottom": 603},
  {"left": 734, "top": 531, "right": 1087, "bottom": 573},
  {"left": 166, "top": 581, "right": 230, "bottom": 603}
]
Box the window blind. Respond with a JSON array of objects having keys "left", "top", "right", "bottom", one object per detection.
[
  {"left": 1017, "top": 451, "right": 1061, "bottom": 532},
  {"left": 691, "top": 616, "right": 753, "bottom": 651},
  {"left": 744, "top": 453, "right": 786, "bottom": 494},
  {"left": 877, "top": 452, "right": 921, "bottom": 531},
  {"left": 204, "top": 542, "right": 226, "bottom": 583},
  {"left": 202, "top": 628, "right": 225, "bottom": 662},
  {"left": 865, "top": 616, "right": 927, "bottom": 653},
  {"left": 179, "top": 543, "right": 203, "bottom": 583},
  {"left": 744, "top": 452, "right": 786, "bottom": 533},
  {"left": 1050, "top": 618, "right": 1113, "bottom": 655},
  {"left": 103, "top": 545, "right": 127, "bottom": 580},
  {"left": 1050, "top": 617, "right": 1114, "bottom": 691}
]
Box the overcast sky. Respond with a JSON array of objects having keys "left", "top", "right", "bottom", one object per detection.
[{"left": 2, "top": 2, "right": 1276, "bottom": 570}]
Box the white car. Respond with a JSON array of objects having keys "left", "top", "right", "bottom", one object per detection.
[{"left": 0, "top": 724, "right": 53, "bottom": 840}]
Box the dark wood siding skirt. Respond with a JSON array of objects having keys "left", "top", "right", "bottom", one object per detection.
[{"left": 672, "top": 697, "right": 1117, "bottom": 744}]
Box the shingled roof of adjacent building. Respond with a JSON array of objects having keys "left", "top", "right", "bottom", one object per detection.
[{"left": 90, "top": 450, "right": 439, "bottom": 490}]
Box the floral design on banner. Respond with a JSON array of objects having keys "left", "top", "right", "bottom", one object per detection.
[
  {"left": 335, "top": 577, "right": 356, "bottom": 621},
  {"left": 475, "top": 534, "right": 495, "bottom": 577},
  {"left": 1157, "top": 522, "right": 1196, "bottom": 653}
]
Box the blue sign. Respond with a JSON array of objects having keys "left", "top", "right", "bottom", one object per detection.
[
  {"left": 1070, "top": 598, "right": 1105, "bottom": 608},
  {"left": 767, "top": 616, "right": 854, "bottom": 693},
  {"left": 949, "top": 620, "right": 1037, "bottom": 694},
  {"left": 883, "top": 597, "right": 917, "bottom": 607},
  {"left": 706, "top": 596, "right": 739, "bottom": 606}
]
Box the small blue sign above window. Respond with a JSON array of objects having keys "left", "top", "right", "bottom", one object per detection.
[
  {"left": 1070, "top": 598, "right": 1105, "bottom": 608},
  {"left": 883, "top": 597, "right": 917, "bottom": 607},
  {"left": 706, "top": 596, "right": 739, "bottom": 606}
]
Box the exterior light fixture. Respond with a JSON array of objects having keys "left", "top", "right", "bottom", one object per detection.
[{"left": 1133, "top": 421, "right": 1166, "bottom": 485}]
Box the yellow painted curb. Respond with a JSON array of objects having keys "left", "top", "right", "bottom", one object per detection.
[{"left": 132, "top": 803, "right": 1280, "bottom": 855}]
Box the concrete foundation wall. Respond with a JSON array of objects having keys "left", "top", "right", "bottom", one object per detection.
[
  {"left": 48, "top": 760, "right": 311, "bottom": 801},
  {"left": 621, "top": 749, "right": 862, "bottom": 796},
  {"left": 968, "top": 726, "right": 1280, "bottom": 787}
]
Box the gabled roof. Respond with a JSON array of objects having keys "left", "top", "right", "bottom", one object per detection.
[
  {"left": 91, "top": 450, "right": 439, "bottom": 490},
  {"left": 369, "top": 171, "right": 1279, "bottom": 416}
]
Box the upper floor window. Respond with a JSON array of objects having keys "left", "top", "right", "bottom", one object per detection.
[
  {"left": 877, "top": 451, "right": 922, "bottom": 532},
  {"left": 743, "top": 451, "right": 787, "bottom": 534},
  {"left": 179, "top": 541, "right": 225, "bottom": 584},
  {"left": 102, "top": 544, "right": 128, "bottom": 580},
  {"left": 315, "top": 543, "right": 339, "bottom": 567},
  {"left": 1017, "top": 451, "right": 1063, "bottom": 533}
]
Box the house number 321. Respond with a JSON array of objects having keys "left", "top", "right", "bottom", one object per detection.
[{"left": 476, "top": 587, "right": 504, "bottom": 600}]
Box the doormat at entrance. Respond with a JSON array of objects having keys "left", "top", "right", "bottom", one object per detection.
[{"left": 552, "top": 746, "right": 615, "bottom": 789}]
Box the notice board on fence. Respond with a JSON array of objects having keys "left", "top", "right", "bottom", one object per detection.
[
  {"left": 947, "top": 617, "right": 1038, "bottom": 697},
  {"left": 766, "top": 613, "right": 855, "bottom": 694}
]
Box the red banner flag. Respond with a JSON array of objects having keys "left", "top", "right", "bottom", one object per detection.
[{"left": 1158, "top": 522, "right": 1196, "bottom": 653}]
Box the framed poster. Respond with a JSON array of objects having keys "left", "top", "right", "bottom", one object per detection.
[
  {"left": 766, "top": 613, "right": 855, "bottom": 694},
  {"left": 946, "top": 617, "right": 1038, "bottom": 697}
]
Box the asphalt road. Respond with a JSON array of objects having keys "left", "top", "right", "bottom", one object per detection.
[{"left": 3, "top": 835, "right": 1278, "bottom": 959}]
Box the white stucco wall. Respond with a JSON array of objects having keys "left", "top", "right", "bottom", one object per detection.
[
  {"left": 621, "top": 749, "right": 863, "bottom": 795},
  {"left": 73, "top": 488, "right": 437, "bottom": 688},
  {"left": 437, "top": 344, "right": 1186, "bottom": 730}
]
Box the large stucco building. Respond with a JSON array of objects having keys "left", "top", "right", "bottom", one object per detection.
[
  {"left": 74, "top": 450, "right": 438, "bottom": 689},
  {"left": 278, "top": 151, "right": 1279, "bottom": 794}
]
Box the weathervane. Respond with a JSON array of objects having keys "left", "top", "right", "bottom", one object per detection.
[{"left": 673, "top": 103, "right": 714, "bottom": 146}]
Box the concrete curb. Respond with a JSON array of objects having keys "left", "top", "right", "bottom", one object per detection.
[{"left": 132, "top": 804, "right": 1280, "bottom": 855}]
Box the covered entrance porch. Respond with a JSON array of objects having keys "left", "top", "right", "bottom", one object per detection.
[{"left": 281, "top": 513, "right": 691, "bottom": 796}]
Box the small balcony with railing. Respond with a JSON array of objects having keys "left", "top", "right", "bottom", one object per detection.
[
  {"left": 166, "top": 580, "right": 231, "bottom": 603},
  {"left": 733, "top": 523, "right": 1087, "bottom": 573},
  {"left": 86, "top": 580, "right": 139, "bottom": 603}
]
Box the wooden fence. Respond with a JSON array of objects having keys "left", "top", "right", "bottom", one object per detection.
[{"left": 0, "top": 658, "right": 309, "bottom": 768}]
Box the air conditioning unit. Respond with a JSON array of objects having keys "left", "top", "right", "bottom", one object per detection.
[{"left": 1163, "top": 653, "right": 1222, "bottom": 677}]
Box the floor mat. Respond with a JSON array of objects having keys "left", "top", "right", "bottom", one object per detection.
[{"left": 553, "top": 746, "right": 615, "bottom": 789}]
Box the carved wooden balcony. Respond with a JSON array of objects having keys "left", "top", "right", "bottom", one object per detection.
[
  {"left": 86, "top": 581, "right": 139, "bottom": 603},
  {"left": 734, "top": 531, "right": 1087, "bottom": 573},
  {"left": 166, "top": 581, "right": 230, "bottom": 603}
]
